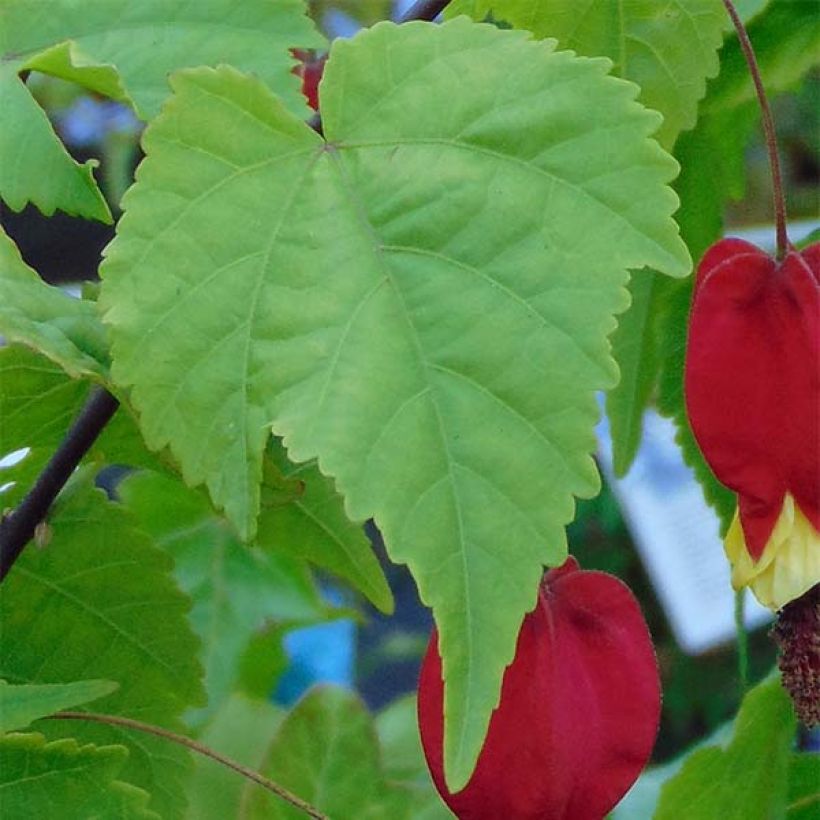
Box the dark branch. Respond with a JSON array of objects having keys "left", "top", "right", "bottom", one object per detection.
[
  {"left": 0, "top": 387, "right": 119, "bottom": 582},
  {"left": 401, "top": 0, "right": 451, "bottom": 22}
]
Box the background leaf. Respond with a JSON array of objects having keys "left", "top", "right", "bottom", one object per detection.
[
  {"left": 0, "top": 61, "right": 111, "bottom": 221},
  {"left": 119, "top": 470, "right": 329, "bottom": 724},
  {"left": 0, "top": 733, "right": 158, "bottom": 820},
  {"left": 655, "top": 676, "right": 795, "bottom": 820},
  {"left": 0, "top": 679, "right": 118, "bottom": 734},
  {"left": 100, "top": 19, "right": 688, "bottom": 789},
  {"left": 0, "top": 227, "right": 109, "bottom": 378},
  {"left": 0, "top": 483, "right": 204, "bottom": 818},
  {"left": 185, "top": 694, "right": 284, "bottom": 820},
  {"left": 258, "top": 440, "right": 393, "bottom": 613},
  {"left": 243, "top": 686, "right": 411, "bottom": 819}
]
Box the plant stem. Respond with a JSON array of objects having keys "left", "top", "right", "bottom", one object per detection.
[
  {"left": 734, "top": 589, "right": 749, "bottom": 693},
  {"left": 0, "top": 387, "right": 119, "bottom": 583},
  {"left": 402, "top": 0, "right": 450, "bottom": 21},
  {"left": 48, "top": 711, "right": 327, "bottom": 819},
  {"left": 721, "top": 0, "right": 790, "bottom": 258}
]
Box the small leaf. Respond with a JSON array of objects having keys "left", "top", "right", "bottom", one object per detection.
[
  {"left": 101, "top": 20, "right": 688, "bottom": 790},
  {"left": 787, "top": 753, "right": 820, "bottom": 820},
  {"left": 655, "top": 675, "right": 796, "bottom": 820},
  {"left": 258, "top": 441, "right": 393, "bottom": 614},
  {"left": 119, "top": 470, "right": 327, "bottom": 723},
  {"left": 0, "top": 732, "right": 158, "bottom": 820},
  {"left": 0, "top": 227, "right": 109, "bottom": 378},
  {"left": 0, "top": 483, "right": 205, "bottom": 818},
  {"left": 0, "top": 63, "right": 111, "bottom": 222},
  {"left": 244, "top": 686, "right": 412, "bottom": 819},
  {"left": 0, "top": 679, "right": 118, "bottom": 734}
]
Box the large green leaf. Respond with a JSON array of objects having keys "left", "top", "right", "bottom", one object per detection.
[
  {"left": 0, "top": 679, "right": 117, "bottom": 734},
  {"left": 655, "top": 676, "right": 796, "bottom": 820},
  {"left": 0, "top": 226, "right": 109, "bottom": 378},
  {"left": 0, "top": 0, "right": 323, "bottom": 220},
  {"left": 0, "top": 733, "right": 158, "bottom": 820},
  {"left": 100, "top": 20, "right": 688, "bottom": 788},
  {"left": 118, "top": 470, "right": 327, "bottom": 723},
  {"left": 258, "top": 440, "right": 393, "bottom": 613},
  {"left": 0, "top": 483, "right": 204, "bottom": 818},
  {"left": 244, "top": 686, "right": 412, "bottom": 819},
  {"left": 448, "top": 0, "right": 725, "bottom": 147}
]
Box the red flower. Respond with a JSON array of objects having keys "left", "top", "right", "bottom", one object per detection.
[
  {"left": 291, "top": 49, "right": 326, "bottom": 112},
  {"left": 417, "top": 558, "right": 660, "bottom": 820},
  {"left": 685, "top": 239, "right": 820, "bottom": 609}
]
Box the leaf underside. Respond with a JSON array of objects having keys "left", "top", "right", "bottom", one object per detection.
[{"left": 100, "top": 19, "right": 688, "bottom": 789}]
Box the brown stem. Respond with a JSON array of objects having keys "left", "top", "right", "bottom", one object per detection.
[
  {"left": 721, "top": 0, "right": 790, "bottom": 258},
  {"left": 48, "top": 711, "right": 327, "bottom": 819}
]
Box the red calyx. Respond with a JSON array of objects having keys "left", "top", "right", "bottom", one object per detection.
[
  {"left": 291, "top": 49, "right": 326, "bottom": 112},
  {"left": 417, "top": 557, "right": 661, "bottom": 820},
  {"left": 685, "top": 238, "right": 820, "bottom": 558}
]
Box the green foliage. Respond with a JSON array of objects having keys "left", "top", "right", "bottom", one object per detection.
[
  {"left": 0, "top": 733, "right": 158, "bottom": 820},
  {"left": 447, "top": 0, "right": 725, "bottom": 148},
  {"left": 185, "top": 695, "right": 284, "bottom": 820},
  {"left": 258, "top": 440, "right": 393, "bottom": 613},
  {"left": 787, "top": 754, "right": 820, "bottom": 819},
  {"left": 244, "top": 686, "right": 412, "bottom": 819},
  {"left": 0, "top": 0, "right": 323, "bottom": 220},
  {"left": 118, "top": 470, "right": 329, "bottom": 724},
  {"left": 0, "top": 227, "right": 109, "bottom": 378},
  {"left": 100, "top": 18, "right": 687, "bottom": 789},
  {"left": 0, "top": 483, "right": 204, "bottom": 818},
  {"left": 655, "top": 676, "right": 796, "bottom": 820},
  {"left": 0, "top": 679, "right": 117, "bottom": 733}
]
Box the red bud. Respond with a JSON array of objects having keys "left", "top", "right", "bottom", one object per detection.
[{"left": 418, "top": 558, "right": 661, "bottom": 819}]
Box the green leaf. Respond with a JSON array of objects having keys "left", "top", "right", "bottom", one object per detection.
[
  {"left": 451, "top": 0, "right": 725, "bottom": 148},
  {"left": 118, "top": 470, "right": 327, "bottom": 724},
  {"left": 376, "top": 696, "right": 454, "bottom": 819},
  {"left": 787, "top": 754, "right": 820, "bottom": 819},
  {"left": 606, "top": 271, "right": 660, "bottom": 476},
  {"left": 0, "top": 733, "right": 158, "bottom": 820},
  {"left": 244, "top": 686, "right": 411, "bottom": 819},
  {"left": 100, "top": 20, "right": 688, "bottom": 789},
  {"left": 0, "top": 679, "right": 118, "bottom": 734},
  {"left": 460, "top": 2, "right": 724, "bottom": 478},
  {"left": 0, "top": 62, "right": 111, "bottom": 222},
  {"left": 704, "top": 0, "right": 820, "bottom": 113},
  {"left": 186, "top": 694, "right": 284, "bottom": 820},
  {"left": 0, "top": 227, "right": 109, "bottom": 378},
  {"left": 258, "top": 440, "right": 393, "bottom": 613},
  {"left": 0, "top": 484, "right": 204, "bottom": 818},
  {"left": 0, "top": 344, "right": 162, "bottom": 509},
  {"left": 655, "top": 676, "right": 796, "bottom": 820},
  {"left": 2, "top": 0, "right": 324, "bottom": 120}
]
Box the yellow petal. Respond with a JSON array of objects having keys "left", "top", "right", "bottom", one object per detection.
[{"left": 724, "top": 494, "right": 820, "bottom": 611}]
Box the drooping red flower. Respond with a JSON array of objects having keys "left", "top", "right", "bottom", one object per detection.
[
  {"left": 291, "top": 48, "right": 326, "bottom": 112},
  {"left": 685, "top": 238, "right": 820, "bottom": 609},
  {"left": 417, "top": 557, "right": 661, "bottom": 820}
]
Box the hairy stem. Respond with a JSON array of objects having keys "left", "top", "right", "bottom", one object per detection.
[
  {"left": 721, "top": 0, "right": 789, "bottom": 257},
  {"left": 0, "top": 387, "right": 119, "bottom": 583},
  {"left": 48, "top": 711, "right": 327, "bottom": 819}
]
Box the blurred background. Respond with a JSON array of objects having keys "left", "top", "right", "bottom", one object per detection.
[{"left": 1, "top": 0, "right": 817, "bottom": 772}]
